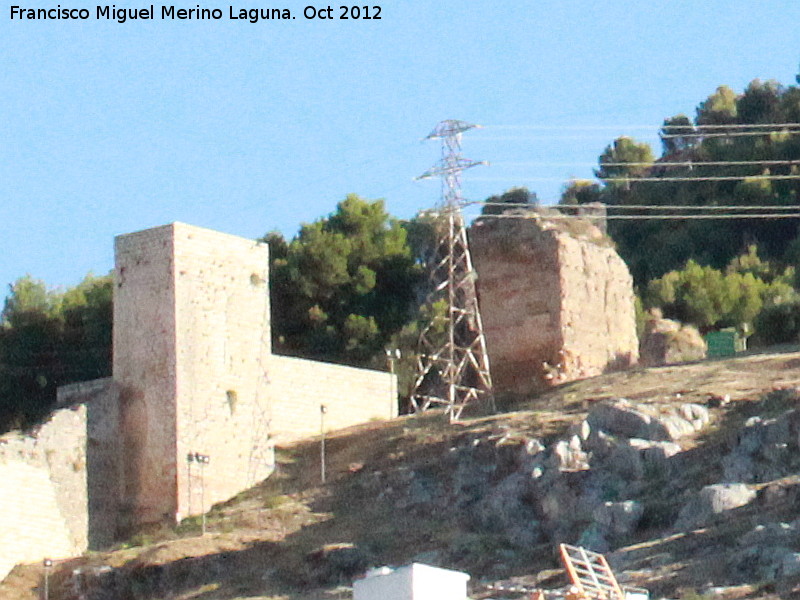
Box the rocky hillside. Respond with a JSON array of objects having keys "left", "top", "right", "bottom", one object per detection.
[{"left": 5, "top": 351, "right": 800, "bottom": 600}]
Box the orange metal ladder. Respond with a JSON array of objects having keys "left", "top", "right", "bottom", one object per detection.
[{"left": 558, "top": 544, "right": 625, "bottom": 600}]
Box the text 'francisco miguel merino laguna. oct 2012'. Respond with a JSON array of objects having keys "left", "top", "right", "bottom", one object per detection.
[{"left": 9, "top": 4, "right": 383, "bottom": 22}]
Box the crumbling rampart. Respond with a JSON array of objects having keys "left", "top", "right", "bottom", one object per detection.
[
  {"left": 470, "top": 211, "right": 638, "bottom": 394},
  {"left": 0, "top": 405, "right": 88, "bottom": 580}
]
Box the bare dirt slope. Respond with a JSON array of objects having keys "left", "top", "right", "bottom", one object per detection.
[{"left": 4, "top": 351, "right": 800, "bottom": 600}]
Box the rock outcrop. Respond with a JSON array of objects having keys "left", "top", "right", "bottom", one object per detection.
[
  {"left": 639, "top": 312, "right": 707, "bottom": 366},
  {"left": 674, "top": 483, "right": 756, "bottom": 530}
]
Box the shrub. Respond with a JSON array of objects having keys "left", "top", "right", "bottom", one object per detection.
[{"left": 752, "top": 301, "right": 800, "bottom": 346}]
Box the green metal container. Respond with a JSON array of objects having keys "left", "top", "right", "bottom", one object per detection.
[{"left": 705, "top": 328, "right": 745, "bottom": 358}]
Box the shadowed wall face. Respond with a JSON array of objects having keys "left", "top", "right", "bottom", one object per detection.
[{"left": 114, "top": 224, "right": 180, "bottom": 529}]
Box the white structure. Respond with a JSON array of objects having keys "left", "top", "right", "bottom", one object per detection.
[{"left": 353, "top": 563, "right": 470, "bottom": 600}]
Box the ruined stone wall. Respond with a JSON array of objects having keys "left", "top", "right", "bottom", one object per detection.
[
  {"left": 0, "top": 406, "right": 88, "bottom": 580},
  {"left": 171, "top": 223, "right": 274, "bottom": 518},
  {"left": 268, "top": 355, "right": 396, "bottom": 445},
  {"left": 557, "top": 233, "right": 638, "bottom": 380},
  {"left": 470, "top": 218, "right": 564, "bottom": 394},
  {"left": 470, "top": 214, "right": 638, "bottom": 395},
  {"left": 58, "top": 378, "right": 121, "bottom": 549},
  {"left": 0, "top": 220, "right": 397, "bottom": 580},
  {"left": 114, "top": 224, "right": 179, "bottom": 530}
]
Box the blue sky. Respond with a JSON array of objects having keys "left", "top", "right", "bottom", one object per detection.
[{"left": 2, "top": 0, "right": 800, "bottom": 292}]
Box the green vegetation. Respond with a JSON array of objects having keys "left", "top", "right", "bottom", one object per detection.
[
  {"left": 644, "top": 246, "right": 795, "bottom": 333},
  {"left": 0, "top": 273, "right": 112, "bottom": 430},
  {"left": 556, "top": 72, "right": 800, "bottom": 346},
  {"left": 264, "top": 194, "right": 424, "bottom": 368},
  {"left": 562, "top": 77, "right": 800, "bottom": 287},
  {"left": 6, "top": 73, "right": 800, "bottom": 431}
]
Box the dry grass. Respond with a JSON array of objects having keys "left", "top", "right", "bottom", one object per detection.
[{"left": 5, "top": 350, "right": 800, "bottom": 600}]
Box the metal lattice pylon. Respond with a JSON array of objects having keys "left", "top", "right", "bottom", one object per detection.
[{"left": 410, "top": 120, "right": 494, "bottom": 421}]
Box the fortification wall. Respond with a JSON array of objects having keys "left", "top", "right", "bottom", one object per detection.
[
  {"left": 171, "top": 223, "right": 274, "bottom": 518},
  {"left": 114, "top": 224, "right": 179, "bottom": 530},
  {"left": 0, "top": 220, "right": 399, "bottom": 583},
  {"left": 0, "top": 406, "right": 88, "bottom": 580},
  {"left": 557, "top": 233, "right": 639, "bottom": 380},
  {"left": 269, "top": 355, "right": 396, "bottom": 445},
  {"left": 470, "top": 218, "right": 564, "bottom": 394},
  {"left": 58, "top": 378, "right": 121, "bottom": 549},
  {"left": 470, "top": 213, "right": 638, "bottom": 394}
]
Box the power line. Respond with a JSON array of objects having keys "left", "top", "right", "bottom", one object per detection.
[
  {"left": 661, "top": 130, "right": 800, "bottom": 139},
  {"left": 487, "top": 123, "right": 800, "bottom": 131},
  {"left": 472, "top": 174, "right": 800, "bottom": 183},
  {"left": 467, "top": 211, "right": 800, "bottom": 221},
  {"left": 595, "top": 175, "right": 800, "bottom": 183},
  {"left": 473, "top": 201, "right": 800, "bottom": 211},
  {"left": 474, "top": 131, "right": 800, "bottom": 142},
  {"left": 664, "top": 123, "right": 800, "bottom": 130},
  {"left": 497, "top": 160, "right": 800, "bottom": 168}
]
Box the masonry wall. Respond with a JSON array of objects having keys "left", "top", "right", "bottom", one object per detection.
[
  {"left": 557, "top": 233, "right": 639, "bottom": 379},
  {"left": 171, "top": 223, "right": 274, "bottom": 518},
  {"left": 470, "top": 218, "right": 564, "bottom": 394},
  {"left": 114, "top": 224, "right": 179, "bottom": 530},
  {"left": 112, "top": 222, "right": 394, "bottom": 524},
  {"left": 0, "top": 406, "right": 88, "bottom": 581},
  {"left": 268, "top": 355, "right": 396, "bottom": 445},
  {"left": 58, "top": 378, "right": 122, "bottom": 549},
  {"left": 470, "top": 214, "right": 638, "bottom": 395}
]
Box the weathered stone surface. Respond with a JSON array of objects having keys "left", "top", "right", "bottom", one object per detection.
[
  {"left": 550, "top": 435, "right": 590, "bottom": 471},
  {"left": 587, "top": 399, "right": 709, "bottom": 442},
  {"left": 473, "top": 472, "right": 541, "bottom": 548},
  {"left": 674, "top": 483, "right": 756, "bottom": 529},
  {"left": 728, "top": 545, "right": 800, "bottom": 582},
  {"left": 470, "top": 213, "right": 638, "bottom": 394},
  {"left": 722, "top": 408, "right": 800, "bottom": 483},
  {"left": 306, "top": 543, "right": 370, "bottom": 584},
  {"left": 114, "top": 222, "right": 395, "bottom": 531},
  {"left": 0, "top": 405, "right": 88, "bottom": 580},
  {"left": 568, "top": 419, "right": 592, "bottom": 441},
  {"left": 780, "top": 553, "right": 800, "bottom": 577},
  {"left": 578, "top": 523, "right": 609, "bottom": 553},
  {"left": 628, "top": 438, "right": 683, "bottom": 464},
  {"left": 588, "top": 399, "right": 665, "bottom": 440},
  {"left": 739, "top": 521, "right": 800, "bottom": 547},
  {"left": 603, "top": 441, "right": 644, "bottom": 480},
  {"left": 639, "top": 315, "right": 707, "bottom": 366},
  {"left": 593, "top": 500, "right": 644, "bottom": 538}
]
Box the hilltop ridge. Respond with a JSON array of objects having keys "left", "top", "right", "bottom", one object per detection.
[{"left": 5, "top": 350, "right": 800, "bottom": 600}]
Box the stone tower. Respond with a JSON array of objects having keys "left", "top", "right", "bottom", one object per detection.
[{"left": 113, "top": 222, "right": 274, "bottom": 528}]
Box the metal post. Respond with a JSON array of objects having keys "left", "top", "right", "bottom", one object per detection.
[
  {"left": 43, "top": 558, "right": 52, "bottom": 600},
  {"left": 200, "top": 459, "right": 206, "bottom": 535},
  {"left": 186, "top": 452, "right": 194, "bottom": 518},
  {"left": 320, "top": 404, "right": 327, "bottom": 484},
  {"left": 189, "top": 452, "right": 210, "bottom": 535},
  {"left": 199, "top": 453, "right": 210, "bottom": 535},
  {"left": 385, "top": 349, "right": 400, "bottom": 418}
]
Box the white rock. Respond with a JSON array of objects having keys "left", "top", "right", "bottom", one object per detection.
[
  {"left": 675, "top": 483, "right": 756, "bottom": 530},
  {"left": 594, "top": 500, "right": 644, "bottom": 537}
]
